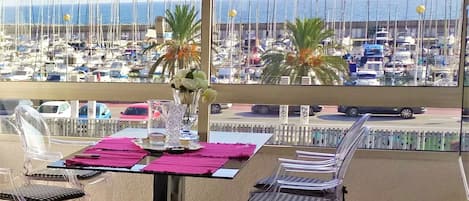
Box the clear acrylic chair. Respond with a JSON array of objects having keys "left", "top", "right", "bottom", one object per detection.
[
  {"left": 0, "top": 117, "right": 17, "bottom": 135},
  {"left": 14, "top": 105, "right": 110, "bottom": 200},
  {"left": 254, "top": 114, "right": 371, "bottom": 191},
  {"left": 249, "top": 126, "right": 370, "bottom": 201},
  {"left": 0, "top": 167, "right": 85, "bottom": 201}
]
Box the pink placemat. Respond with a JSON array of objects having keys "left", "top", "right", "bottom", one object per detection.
[
  {"left": 92, "top": 137, "right": 143, "bottom": 151},
  {"left": 185, "top": 143, "right": 256, "bottom": 159},
  {"left": 143, "top": 154, "right": 228, "bottom": 175},
  {"left": 65, "top": 138, "right": 148, "bottom": 168}
]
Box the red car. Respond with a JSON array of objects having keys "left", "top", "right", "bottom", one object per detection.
[{"left": 119, "top": 103, "right": 160, "bottom": 120}]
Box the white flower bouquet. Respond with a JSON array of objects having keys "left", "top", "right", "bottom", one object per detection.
[{"left": 170, "top": 69, "right": 217, "bottom": 104}]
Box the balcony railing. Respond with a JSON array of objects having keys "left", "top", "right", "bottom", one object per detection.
[{"left": 1, "top": 117, "right": 463, "bottom": 152}]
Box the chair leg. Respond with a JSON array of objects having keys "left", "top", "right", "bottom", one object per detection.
[
  {"left": 342, "top": 186, "right": 348, "bottom": 201},
  {"left": 84, "top": 173, "right": 113, "bottom": 201}
]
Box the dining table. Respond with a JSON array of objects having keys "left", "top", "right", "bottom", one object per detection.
[{"left": 48, "top": 128, "right": 273, "bottom": 201}]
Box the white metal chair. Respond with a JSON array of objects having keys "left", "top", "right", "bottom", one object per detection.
[
  {"left": 249, "top": 126, "right": 370, "bottom": 201},
  {"left": 14, "top": 105, "right": 111, "bottom": 200},
  {"left": 254, "top": 114, "right": 371, "bottom": 191},
  {"left": 0, "top": 167, "right": 85, "bottom": 201}
]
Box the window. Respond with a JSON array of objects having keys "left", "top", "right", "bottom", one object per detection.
[
  {"left": 0, "top": 0, "right": 466, "bottom": 153},
  {"left": 38, "top": 106, "right": 58, "bottom": 114}
]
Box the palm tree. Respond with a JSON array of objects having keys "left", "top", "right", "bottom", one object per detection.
[
  {"left": 144, "top": 5, "right": 201, "bottom": 79},
  {"left": 261, "top": 18, "right": 349, "bottom": 85}
]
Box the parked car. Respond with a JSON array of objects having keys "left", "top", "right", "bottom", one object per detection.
[
  {"left": 37, "top": 101, "right": 72, "bottom": 118},
  {"left": 210, "top": 103, "right": 232, "bottom": 114},
  {"left": 337, "top": 105, "right": 426, "bottom": 119},
  {"left": 78, "top": 103, "right": 112, "bottom": 119},
  {"left": 0, "top": 99, "right": 33, "bottom": 116},
  {"left": 251, "top": 104, "right": 323, "bottom": 115},
  {"left": 119, "top": 103, "right": 160, "bottom": 120}
]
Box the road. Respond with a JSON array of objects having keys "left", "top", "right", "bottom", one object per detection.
[{"left": 107, "top": 103, "right": 465, "bottom": 130}]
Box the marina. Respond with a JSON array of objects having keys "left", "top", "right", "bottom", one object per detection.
[{"left": 0, "top": 0, "right": 463, "bottom": 86}]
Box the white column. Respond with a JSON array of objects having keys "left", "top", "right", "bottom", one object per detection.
[
  {"left": 300, "top": 76, "right": 311, "bottom": 124},
  {"left": 279, "top": 76, "right": 290, "bottom": 124},
  {"left": 85, "top": 76, "right": 97, "bottom": 120},
  {"left": 87, "top": 101, "right": 97, "bottom": 120},
  {"left": 70, "top": 74, "right": 79, "bottom": 118}
]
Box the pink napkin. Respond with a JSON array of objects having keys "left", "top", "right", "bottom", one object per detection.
[
  {"left": 185, "top": 143, "right": 256, "bottom": 159},
  {"left": 65, "top": 138, "right": 148, "bottom": 168},
  {"left": 143, "top": 155, "right": 228, "bottom": 175}
]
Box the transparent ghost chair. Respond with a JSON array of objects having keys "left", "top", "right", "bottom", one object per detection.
[
  {"left": 248, "top": 126, "right": 370, "bottom": 201},
  {"left": 0, "top": 167, "right": 85, "bottom": 201},
  {"left": 0, "top": 117, "right": 17, "bottom": 135},
  {"left": 254, "top": 114, "right": 371, "bottom": 191},
  {"left": 14, "top": 105, "right": 111, "bottom": 200}
]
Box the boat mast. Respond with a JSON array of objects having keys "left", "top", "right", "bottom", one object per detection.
[
  {"left": 405, "top": 0, "right": 409, "bottom": 31},
  {"left": 52, "top": 0, "right": 56, "bottom": 41},
  {"left": 29, "top": 0, "right": 32, "bottom": 40},
  {"left": 132, "top": 0, "right": 137, "bottom": 44},
  {"left": 246, "top": 0, "right": 252, "bottom": 72},
  {"left": 341, "top": 0, "right": 346, "bottom": 41},
  {"left": 14, "top": 0, "right": 18, "bottom": 49},
  {"left": 88, "top": 0, "right": 92, "bottom": 46},
  {"left": 71, "top": 1, "right": 75, "bottom": 40},
  {"left": 77, "top": 0, "right": 81, "bottom": 41},
  {"left": 282, "top": 0, "right": 287, "bottom": 38},
  {"left": 444, "top": 0, "right": 448, "bottom": 61},
  {"left": 147, "top": 0, "right": 151, "bottom": 30},
  {"left": 422, "top": 0, "right": 428, "bottom": 45},
  {"left": 109, "top": 0, "right": 114, "bottom": 45},
  {"left": 331, "top": 0, "right": 337, "bottom": 42},
  {"left": 365, "top": 0, "right": 369, "bottom": 41},
  {"left": 387, "top": 1, "right": 391, "bottom": 33},
  {"left": 272, "top": 0, "right": 277, "bottom": 39},
  {"left": 255, "top": 0, "right": 259, "bottom": 41},
  {"left": 315, "top": 0, "right": 319, "bottom": 18},
  {"left": 265, "top": 0, "right": 269, "bottom": 38},
  {"left": 374, "top": 0, "right": 379, "bottom": 43},
  {"left": 428, "top": 0, "right": 434, "bottom": 38},
  {"left": 348, "top": 0, "right": 353, "bottom": 38},
  {"left": 324, "top": 0, "right": 327, "bottom": 20},
  {"left": 40, "top": 0, "right": 44, "bottom": 42}
]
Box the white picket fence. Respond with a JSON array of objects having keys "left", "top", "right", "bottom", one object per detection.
[{"left": 1, "top": 117, "right": 466, "bottom": 152}]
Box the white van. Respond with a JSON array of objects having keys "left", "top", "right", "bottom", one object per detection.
[{"left": 38, "top": 101, "right": 71, "bottom": 118}]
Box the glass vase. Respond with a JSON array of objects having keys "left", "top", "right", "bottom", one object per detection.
[
  {"left": 172, "top": 88, "right": 201, "bottom": 140},
  {"left": 148, "top": 100, "right": 186, "bottom": 147}
]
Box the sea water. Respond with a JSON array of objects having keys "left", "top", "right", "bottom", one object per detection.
[{"left": 4, "top": 0, "right": 462, "bottom": 25}]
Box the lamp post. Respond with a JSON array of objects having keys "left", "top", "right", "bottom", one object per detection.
[
  {"left": 228, "top": 9, "right": 237, "bottom": 83},
  {"left": 414, "top": 5, "right": 425, "bottom": 85}
]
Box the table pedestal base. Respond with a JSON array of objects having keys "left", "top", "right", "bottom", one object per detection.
[{"left": 154, "top": 175, "right": 185, "bottom": 201}]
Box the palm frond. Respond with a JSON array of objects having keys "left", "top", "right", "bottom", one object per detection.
[{"left": 261, "top": 18, "right": 348, "bottom": 85}]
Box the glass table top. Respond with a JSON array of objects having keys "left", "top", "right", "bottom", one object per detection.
[{"left": 48, "top": 129, "right": 272, "bottom": 179}]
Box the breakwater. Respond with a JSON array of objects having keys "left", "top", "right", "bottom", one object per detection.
[{"left": 1, "top": 19, "right": 459, "bottom": 41}]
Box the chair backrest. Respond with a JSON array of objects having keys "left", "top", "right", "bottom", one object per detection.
[
  {"left": 14, "top": 105, "right": 52, "bottom": 154},
  {"left": 14, "top": 105, "right": 82, "bottom": 187},
  {"left": 336, "top": 126, "right": 370, "bottom": 181},
  {"left": 0, "top": 117, "right": 18, "bottom": 135},
  {"left": 335, "top": 113, "right": 371, "bottom": 156}
]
